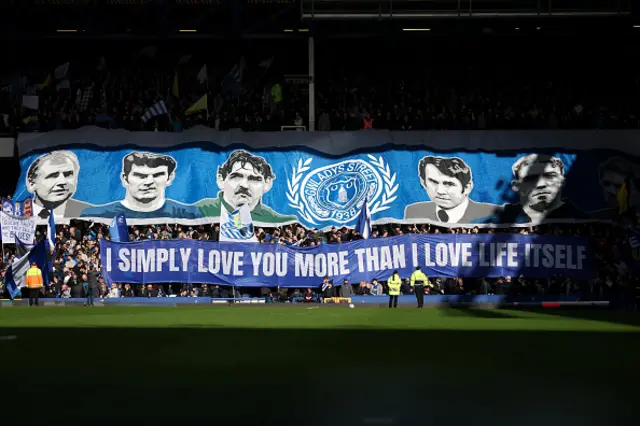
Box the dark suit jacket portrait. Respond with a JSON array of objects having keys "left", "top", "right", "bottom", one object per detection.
[
  {"left": 33, "top": 198, "right": 92, "bottom": 219},
  {"left": 474, "top": 201, "right": 587, "bottom": 224},
  {"left": 62, "top": 199, "right": 92, "bottom": 217},
  {"left": 404, "top": 199, "right": 499, "bottom": 224}
]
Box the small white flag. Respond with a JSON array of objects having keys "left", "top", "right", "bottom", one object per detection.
[
  {"left": 140, "top": 45, "right": 158, "bottom": 58},
  {"left": 22, "top": 95, "right": 39, "bottom": 110},
  {"left": 259, "top": 56, "right": 274, "bottom": 69},
  {"left": 54, "top": 62, "right": 69, "bottom": 80},
  {"left": 197, "top": 64, "right": 208, "bottom": 84},
  {"left": 178, "top": 54, "right": 192, "bottom": 65},
  {"left": 56, "top": 80, "right": 70, "bottom": 91}
]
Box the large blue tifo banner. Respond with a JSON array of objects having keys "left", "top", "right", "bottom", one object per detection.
[
  {"left": 100, "top": 234, "right": 593, "bottom": 287},
  {"left": 15, "top": 127, "right": 640, "bottom": 228}
]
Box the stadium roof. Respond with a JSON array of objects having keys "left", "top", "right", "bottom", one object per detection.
[{"left": 0, "top": 0, "right": 635, "bottom": 40}]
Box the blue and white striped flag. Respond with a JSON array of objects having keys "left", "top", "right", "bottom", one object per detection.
[
  {"left": 15, "top": 236, "right": 34, "bottom": 258},
  {"left": 219, "top": 204, "right": 257, "bottom": 242},
  {"left": 142, "top": 100, "right": 168, "bottom": 123},
  {"left": 355, "top": 197, "right": 372, "bottom": 239},
  {"left": 5, "top": 239, "right": 49, "bottom": 300}
]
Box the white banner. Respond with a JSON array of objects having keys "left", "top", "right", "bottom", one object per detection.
[{"left": 1, "top": 212, "right": 37, "bottom": 244}]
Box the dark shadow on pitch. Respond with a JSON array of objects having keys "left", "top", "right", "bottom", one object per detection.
[
  {"left": 500, "top": 306, "right": 640, "bottom": 327},
  {"left": 1, "top": 326, "right": 639, "bottom": 426},
  {"left": 442, "top": 306, "right": 518, "bottom": 319}
]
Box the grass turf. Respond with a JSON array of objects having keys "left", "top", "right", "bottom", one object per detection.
[{"left": 1, "top": 306, "right": 639, "bottom": 426}]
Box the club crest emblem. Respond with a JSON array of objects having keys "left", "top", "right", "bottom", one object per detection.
[{"left": 287, "top": 156, "right": 398, "bottom": 225}]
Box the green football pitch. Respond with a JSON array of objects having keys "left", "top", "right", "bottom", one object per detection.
[{"left": 1, "top": 306, "right": 639, "bottom": 426}]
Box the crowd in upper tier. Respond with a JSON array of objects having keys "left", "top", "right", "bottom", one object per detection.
[{"left": 1, "top": 35, "right": 638, "bottom": 134}]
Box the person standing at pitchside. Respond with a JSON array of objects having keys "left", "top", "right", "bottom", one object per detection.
[
  {"left": 387, "top": 270, "right": 402, "bottom": 308},
  {"left": 26, "top": 261, "right": 44, "bottom": 307},
  {"left": 410, "top": 266, "right": 430, "bottom": 308}
]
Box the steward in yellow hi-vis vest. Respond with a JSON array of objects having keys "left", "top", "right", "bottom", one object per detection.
[
  {"left": 387, "top": 270, "right": 402, "bottom": 309},
  {"left": 409, "top": 266, "right": 430, "bottom": 308},
  {"left": 26, "top": 262, "right": 43, "bottom": 307}
]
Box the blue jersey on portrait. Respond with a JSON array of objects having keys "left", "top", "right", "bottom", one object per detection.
[{"left": 79, "top": 200, "right": 201, "bottom": 219}]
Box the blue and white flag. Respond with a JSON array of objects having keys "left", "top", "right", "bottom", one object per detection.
[
  {"left": 628, "top": 225, "right": 640, "bottom": 248},
  {"left": 5, "top": 239, "right": 49, "bottom": 299},
  {"left": 219, "top": 204, "right": 257, "bottom": 242},
  {"left": 15, "top": 236, "right": 34, "bottom": 258},
  {"left": 221, "top": 58, "right": 245, "bottom": 97},
  {"left": 109, "top": 213, "right": 130, "bottom": 243},
  {"left": 142, "top": 100, "right": 168, "bottom": 123},
  {"left": 355, "top": 197, "right": 372, "bottom": 239},
  {"left": 46, "top": 209, "right": 55, "bottom": 253},
  {"left": 54, "top": 62, "right": 70, "bottom": 91}
]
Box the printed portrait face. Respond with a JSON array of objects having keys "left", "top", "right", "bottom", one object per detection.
[
  {"left": 218, "top": 161, "right": 273, "bottom": 210},
  {"left": 423, "top": 163, "right": 471, "bottom": 209},
  {"left": 122, "top": 163, "right": 174, "bottom": 204},
  {"left": 27, "top": 152, "right": 79, "bottom": 205},
  {"left": 600, "top": 168, "right": 626, "bottom": 207},
  {"left": 512, "top": 158, "right": 564, "bottom": 210}
]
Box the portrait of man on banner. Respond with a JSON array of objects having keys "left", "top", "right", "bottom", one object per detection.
[
  {"left": 197, "top": 149, "right": 297, "bottom": 224},
  {"left": 591, "top": 157, "right": 640, "bottom": 220},
  {"left": 26, "top": 150, "right": 91, "bottom": 220},
  {"left": 404, "top": 156, "right": 498, "bottom": 224},
  {"left": 80, "top": 151, "right": 200, "bottom": 219},
  {"left": 475, "top": 154, "right": 586, "bottom": 224}
]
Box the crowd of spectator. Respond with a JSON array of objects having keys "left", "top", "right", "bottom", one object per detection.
[
  {"left": 2, "top": 36, "right": 639, "bottom": 134},
  {"left": 1, "top": 37, "right": 639, "bottom": 301},
  {"left": 0, "top": 217, "right": 635, "bottom": 303}
]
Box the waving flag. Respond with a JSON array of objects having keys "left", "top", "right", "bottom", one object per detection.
[
  {"left": 355, "top": 197, "right": 372, "bottom": 239},
  {"left": 219, "top": 204, "right": 257, "bottom": 242},
  {"left": 109, "top": 213, "right": 130, "bottom": 243},
  {"left": 15, "top": 236, "right": 34, "bottom": 258},
  {"left": 5, "top": 239, "right": 49, "bottom": 299},
  {"left": 142, "top": 101, "right": 168, "bottom": 123},
  {"left": 46, "top": 209, "right": 55, "bottom": 253},
  {"left": 221, "top": 57, "right": 246, "bottom": 97}
]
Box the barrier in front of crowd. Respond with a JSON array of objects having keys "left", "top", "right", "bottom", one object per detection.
[
  {"left": 0, "top": 295, "right": 609, "bottom": 308},
  {"left": 0, "top": 297, "right": 264, "bottom": 307}
]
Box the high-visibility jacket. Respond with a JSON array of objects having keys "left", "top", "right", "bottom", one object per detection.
[
  {"left": 388, "top": 275, "right": 402, "bottom": 296},
  {"left": 271, "top": 84, "right": 282, "bottom": 103},
  {"left": 410, "top": 270, "right": 431, "bottom": 287},
  {"left": 26, "top": 266, "right": 43, "bottom": 289}
]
